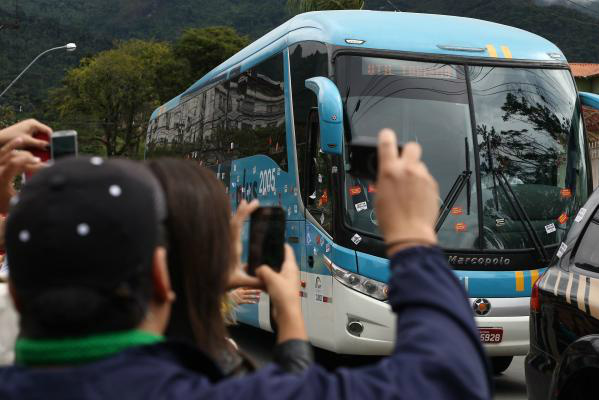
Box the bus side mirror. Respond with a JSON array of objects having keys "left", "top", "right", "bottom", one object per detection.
[
  {"left": 305, "top": 77, "right": 344, "bottom": 155},
  {"left": 580, "top": 92, "right": 599, "bottom": 110}
]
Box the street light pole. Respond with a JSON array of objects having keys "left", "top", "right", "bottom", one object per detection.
[{"left": 0, "top": 43, "right": 77, "bottom": 99}]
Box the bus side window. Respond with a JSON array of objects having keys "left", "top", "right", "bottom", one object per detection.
[
  {"left": 306, "top": 110, "right": 333, "bottom": 233},
  {"left": 239, "top": 54, "right": 287, "bottom": 170},
  {"left": 289, "top": 41, "right": 329, "bottom": 208}
]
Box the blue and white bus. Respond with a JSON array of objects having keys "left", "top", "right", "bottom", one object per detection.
[{"left": 146, "top": 11, "right": 599, "bottom": 372}]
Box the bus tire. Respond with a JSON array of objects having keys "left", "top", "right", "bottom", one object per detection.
[{"left": 491, "top": 356, "right": 513, "bottom": 375}]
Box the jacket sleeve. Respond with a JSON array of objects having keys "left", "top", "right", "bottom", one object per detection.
[{"left": 196, "top": 246, "right": 492, "bottom": 400}]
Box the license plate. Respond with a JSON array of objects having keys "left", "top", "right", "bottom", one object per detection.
[{"left": 479, "top": 328, "right": 503, "bottom": 344}]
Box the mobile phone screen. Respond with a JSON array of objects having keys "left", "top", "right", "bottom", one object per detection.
[
  {"left": 52, "top": 134, "right": 77, "bottom": 159},
  {"left": 247, "top": 207, "right": 286, "bottom": 276}
]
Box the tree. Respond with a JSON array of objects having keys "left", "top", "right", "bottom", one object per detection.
[
  {"left": 51, "top": 40, "right": 185, "bottom": 157},
  {"left": 287, "top": 0, "right": 364, "bottom": 14},
  {"left": 0, "top": 106, "right": 16, "bottom": 129},
  {"left": 174, "top": 26, "right": 250, "bottom": 82}
]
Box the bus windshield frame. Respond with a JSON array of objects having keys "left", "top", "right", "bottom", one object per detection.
[{"left": 334, "top": 52, "right": 590, "bottom": 256}]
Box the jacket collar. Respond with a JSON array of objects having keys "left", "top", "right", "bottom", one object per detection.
[{"left": 15, "top": 330, "right": 163, "bottom": 366}]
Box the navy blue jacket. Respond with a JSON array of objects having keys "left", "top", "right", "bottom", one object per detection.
[{"left": 0, "top": 246, "right": 492, "bottom": 399}]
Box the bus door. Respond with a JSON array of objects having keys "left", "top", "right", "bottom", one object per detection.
[
  {"left": 302, "top": 110, "right": 336, "bottom": 349},
  {"left": 580, "top": 92, "right": 599, "bottom": 189}
]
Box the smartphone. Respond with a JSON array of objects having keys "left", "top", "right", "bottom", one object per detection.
[
  {"left": 30, "top": 131, "right": 51, "bottom": 162},
  {"left": 23, "top": 131, "right": 51, "bottom": 182},
  {"left": 247, "top": 206, "right": 286, "bottom": 276},
  {"left": 349, "top": 135, "right": 402, "bottom": 181},
  {"left": 51, "top": 130, "right": 78, "bottom": 160}
]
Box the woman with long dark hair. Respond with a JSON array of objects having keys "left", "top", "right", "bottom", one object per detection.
[{"left": 147, "top": 159, "right": 310, "bottom": 375}]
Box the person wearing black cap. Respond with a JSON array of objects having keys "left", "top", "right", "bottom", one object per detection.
[
  {"left": 0, "top": 130, "right": 491, "bottom": 400},
  {"left": 4, "top": 156, "right": 174, "bottom": 357}
]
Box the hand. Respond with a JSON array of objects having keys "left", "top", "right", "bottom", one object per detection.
[
  {"left": 0, "top": 215, "right": 5, "bottom": 250},
  {"left": 375, "top": 129, "right": 439, "bottom": 256},
  {"left": 0, "top": 137, "right": 45, "bottom": 213},
  {"left": 256, "top": 245, "right": 306, "bottom": 343},
  {"left": 226, "top": 199, "right": 262, "bottom": 289},
  {"left": 0, "top": 119, "right": 51, "bottom": 149},
  {"left": 229, "top": 287, "right": 262, "bottom": 305}
]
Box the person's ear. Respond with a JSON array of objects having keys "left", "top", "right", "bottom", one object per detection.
[
  {"left": 7, "top": 279, "right": 21, "bottom": 312},
  {"left": 152, "top": 247, "right": 175, "bottom": 304}
]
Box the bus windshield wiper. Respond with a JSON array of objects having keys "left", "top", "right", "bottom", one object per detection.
[
  {"left": 494, "top": 170, "right": 549, "bottom": 263},
  {"left": 435, "top": 138, "right": 472, "bottom": 232}
]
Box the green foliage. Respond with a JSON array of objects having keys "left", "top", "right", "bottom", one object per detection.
[
  {"left": 287, "top": 0, "right": 364, "bottom": 14},
  {"left": 0, "top": 106, "right": 17, "bottom": 129},
  {"left": 47, "top": 26, "right": 249, "bottom": 158},
  {"left": 174, "top": 27, "right": 250, "bottom": 79},
  {"left": 0, "top": 0, "right": 597, "bottom": 159},
  {"left": 51, "top": 40, "right": 183, "bottom": 157}
]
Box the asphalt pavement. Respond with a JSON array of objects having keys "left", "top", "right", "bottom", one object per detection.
[{"left": 230, "top": 324, "right": 528, "bottom": 400}]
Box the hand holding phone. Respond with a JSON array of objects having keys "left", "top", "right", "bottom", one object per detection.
[{"left": 247, "top": 206, "right": 286, "bottom": 276}]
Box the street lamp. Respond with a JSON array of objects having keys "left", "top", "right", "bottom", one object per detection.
[{"left": 0, "top": 43, "right": 77, "bottom": 99}]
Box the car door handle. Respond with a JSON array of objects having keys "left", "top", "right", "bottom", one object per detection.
[{"left": 308, "top": 255, "right": 314, "bottom": 268}]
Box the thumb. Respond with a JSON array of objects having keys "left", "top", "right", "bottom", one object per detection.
[{"left": 255, "top": 265, "right": 278, "bottom": 285}]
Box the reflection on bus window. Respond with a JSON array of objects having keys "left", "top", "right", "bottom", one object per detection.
[
  {"left": 146, "top": 53, "right": 287, "bottom": 170},
  {"left": 471, "top": 67, "right": 588, "bottom": 250},
  {"left": 336, "top": 56, "right": 479, "bottom": 250}
]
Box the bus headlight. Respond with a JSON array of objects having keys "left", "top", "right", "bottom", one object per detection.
[{"left": 326, "top": 257, "right": 388, "bottom": 301}]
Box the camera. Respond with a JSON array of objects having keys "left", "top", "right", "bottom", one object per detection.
[
  {"left": 51, "top": 130, "right": 78, "bottom": 160},
  {"left": 349, "top": 135, "right": 402, "bottom": 181}
]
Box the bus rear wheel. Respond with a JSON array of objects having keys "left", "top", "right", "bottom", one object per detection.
[{"left": 491, "top": 356, "right": 513, "bottom": 375}]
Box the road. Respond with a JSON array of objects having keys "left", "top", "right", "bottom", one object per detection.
[{"left": 230, "top": 324, "right": 528, "bottom": 400}]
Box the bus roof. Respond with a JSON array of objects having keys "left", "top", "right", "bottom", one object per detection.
[{"left": 151, "top": 10, "right": 566, "bottom": 119}]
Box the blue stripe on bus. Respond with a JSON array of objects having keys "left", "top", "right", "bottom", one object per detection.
[{"left": 356, "top": 250, "right": 546, "bottom": 297}]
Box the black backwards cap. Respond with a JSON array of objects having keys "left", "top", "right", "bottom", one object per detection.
[{"left": 5, "top": 156, "right": 167, "bottom": 296}]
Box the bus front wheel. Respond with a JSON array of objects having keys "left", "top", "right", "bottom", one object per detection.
[{"left": 491, "top": 356, "right": 513, "bottom": 375}]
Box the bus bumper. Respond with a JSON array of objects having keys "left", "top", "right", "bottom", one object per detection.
[
  {"left": 326, "top": 281, "right": 530, "bottom": 356},
  {"left": 329, "top": 278, "right": 395, "bottom": 355},
  {"left": 473, "top": 296, "right": 530, "bottom": 356},
  {"left": 475, "top": 315, "right": 530, "bottom": 356}
]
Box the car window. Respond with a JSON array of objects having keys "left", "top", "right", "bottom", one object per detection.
[{"left": 573, "top": 208, "right": 599, "bottom": 270}]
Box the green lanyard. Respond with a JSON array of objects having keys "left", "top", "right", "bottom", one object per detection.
[{"left": 15, "top": 330, "right": 163, "bottom": 366}]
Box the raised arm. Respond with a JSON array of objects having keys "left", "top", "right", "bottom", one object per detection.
[{"left": 203, "top": 130, "right": 491, "bottom": 400}]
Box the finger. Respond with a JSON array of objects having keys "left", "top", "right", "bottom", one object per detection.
[
  {"left": 377, "top": 129, "right": 399, "bottom": 170},
  {"left": 21, "top": 135, "right": 50, "bottom": 150},
  {"left": 23, "top": 162, "right": 47, "bottom": 175},
  {"left": 401, "top": 142, "right": 422, "bottom": 163},
  {"left": 23, "top": 119, "right": 52, "bottom": 137},
  {"left": 280, "top": 245, "right": 299, "bottom": 278},
  {"left": 1, "top": 154, "right": 41, "bottom": 182},
  {"left": 0, "top": 138, "right": 25, "bottom": 161},
  {"left": 235, "top": 199, "right": 260, "bottom": 223},
  {"left": 255, "top": 264, "right": 277, "bottom": 284},
  {"left": 228, "top": 270, "right": 264, "bottom": 289},
  {"left": 0, "top": 149, "right": 37, "bottom": 166}
]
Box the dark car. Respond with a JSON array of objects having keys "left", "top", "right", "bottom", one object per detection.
[{"left": 526, "top": 189, "right": 599, "bottom": 399}]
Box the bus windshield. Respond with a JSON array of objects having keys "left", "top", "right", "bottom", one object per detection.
[{"left": 336, "top": 56, "right": 588, "bottom": 252}]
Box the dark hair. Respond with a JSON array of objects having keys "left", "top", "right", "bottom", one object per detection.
[
  {"left": 147, "top": 159, "right": 232, "bottom": 360},
  {"left": 18, "top": 275, "right": 153, "bottom": 339}
]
